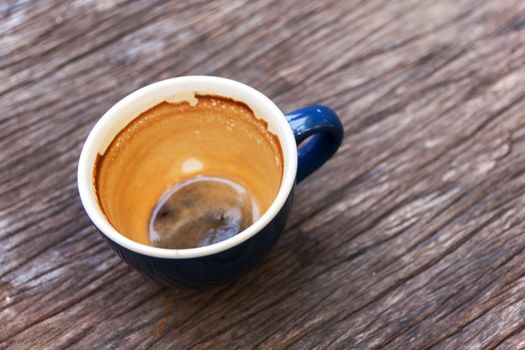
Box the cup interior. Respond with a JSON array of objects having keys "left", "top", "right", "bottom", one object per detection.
[{"left": 78, "top": 76, "right": 297, "bottom": 259}]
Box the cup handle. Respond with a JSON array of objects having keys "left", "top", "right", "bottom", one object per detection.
[{"left": 285, "top": 105, "right": 344, "bottom": 183}]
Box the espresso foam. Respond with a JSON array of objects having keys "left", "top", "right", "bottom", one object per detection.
[{"left": 95, "top": 95, "right": 283, "bottom": 247}]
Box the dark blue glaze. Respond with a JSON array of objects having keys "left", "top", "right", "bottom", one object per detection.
[
  {"left": 102, "top": 105, "right": 342, "bottom": 288},
  {"left": 105, "top": 191, "right": 293, "bottom": 288},
  {"left": 285, "top": 105, "right": 344, "bottom": 183}
]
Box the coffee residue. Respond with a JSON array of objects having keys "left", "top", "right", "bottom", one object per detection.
[
  {"left": 149, "top": 176, "right": 260, "bottom": 249},
  {"left": 94, "top": 95, "right": 283, "bottom": 247}
]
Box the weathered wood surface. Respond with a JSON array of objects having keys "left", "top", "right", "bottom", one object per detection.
[{"left": 2, "top": 0, "right": 525, "bottom": 348}]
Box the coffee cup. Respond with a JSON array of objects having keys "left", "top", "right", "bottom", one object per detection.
[{"left": 78, "top": 76, "right": 343, "bottom": 288}]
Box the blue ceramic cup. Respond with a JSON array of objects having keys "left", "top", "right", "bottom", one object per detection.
[{"left": 78, "top": 76, "right": 343, "bottom": 288}]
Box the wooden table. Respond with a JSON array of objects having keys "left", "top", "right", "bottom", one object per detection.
[{"left": 2, "top": 0, "right": 525, "bottom": 348}]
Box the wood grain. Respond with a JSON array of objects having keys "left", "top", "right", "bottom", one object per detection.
[{"left": 2, "top": 0, "right": 525, "bottom": 348}]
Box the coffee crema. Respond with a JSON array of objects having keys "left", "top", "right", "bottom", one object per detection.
[{"left": 94, "top": 95, "right": 283, "bottom": 249}]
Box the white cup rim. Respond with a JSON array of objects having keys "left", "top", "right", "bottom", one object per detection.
[{"left": 77, "top": 76, "right": 297, "bottom": 259}]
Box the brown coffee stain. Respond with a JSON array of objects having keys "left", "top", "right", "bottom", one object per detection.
[
  {"left": 93, "top": 153, "right": 102, "bottom": 194},
  {"left": 155, "top": 318, "right": 167, "bottom": 338},
  {"left": 94, "top": 95, "right": 283, "bottom": 246},
  {"left": 155, "top": 293, "right": 176, "bottom": 338}
]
